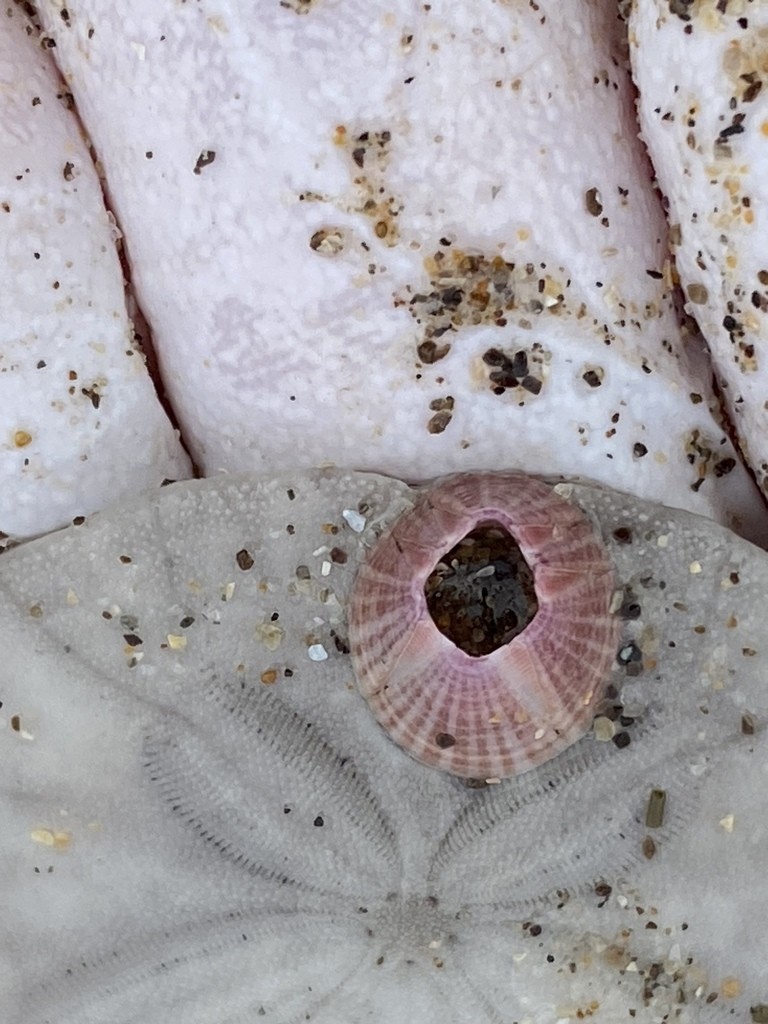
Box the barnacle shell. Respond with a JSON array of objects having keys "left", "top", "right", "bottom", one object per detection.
[{"left": 348, "top": 472, "right": 620, "bottom": 779}]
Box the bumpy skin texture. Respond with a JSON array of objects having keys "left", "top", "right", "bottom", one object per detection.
[
  {"left": 0, "top": 6, "right": 191, "bottom": 540},
  {"left": 349, "top": 473, "right": 620, "bottom": 778},
  {"left": 0, "top": 470, "right": 766, "bottom": 1023},
  {"left": 29, "top": 0, "right": 768, "bottom": 542},
  {"left": 631, "top": 0, "right": 768, "bottom": 497}
]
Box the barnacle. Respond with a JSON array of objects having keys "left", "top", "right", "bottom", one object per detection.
[{"left": 349, "top": 473, "right": 619, "bottom": 779}]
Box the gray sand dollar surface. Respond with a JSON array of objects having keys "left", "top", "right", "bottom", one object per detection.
[{"left": 0, "top": 470, "right": 765, "bottom": 1022}]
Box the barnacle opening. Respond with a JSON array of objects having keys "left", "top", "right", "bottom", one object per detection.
[{"left": 424, "top": 523, "right": 538, "bottom": 657}]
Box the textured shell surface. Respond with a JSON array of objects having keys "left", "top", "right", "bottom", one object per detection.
[
  {"left": 22, "top": 0, "right": 768, "bottom": 546},
  {"left": 632, "top": 0, "right": 768, "bottom": 500},
  {"left": 1, "top": 1, "right": 768, "bottom": 1021},
  {"left": 0, "top": 7, "right": 190, "bottom": 540},
  {"left": 0, "top": 469, "right": 766, "bottom": 1023},
  {"left": 349, "top": 472, "right": 620, "bottom": 778}
]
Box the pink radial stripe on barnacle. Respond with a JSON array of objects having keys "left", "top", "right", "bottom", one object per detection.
[{"left": 348, "top": 472, "right": 620, "bottom": 780}]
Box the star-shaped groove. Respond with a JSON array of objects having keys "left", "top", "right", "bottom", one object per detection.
[
  {"left": 142, "top": 683, "right": 401, "bottom": 899},
  {"left": 22, "top": 681, "right": 708, "bottom": 1024},
  {"left": 1, "top": 471, "right": 766, "bottom": 1023}
]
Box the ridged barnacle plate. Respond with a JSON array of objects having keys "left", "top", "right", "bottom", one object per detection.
[{"left": 348, "top": 472, "right": 621, "bottom": 779}]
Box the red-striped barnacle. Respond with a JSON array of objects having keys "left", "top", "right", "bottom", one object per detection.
[{"left": 348, "top": 472, "right": 620, "bottom": 779}]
